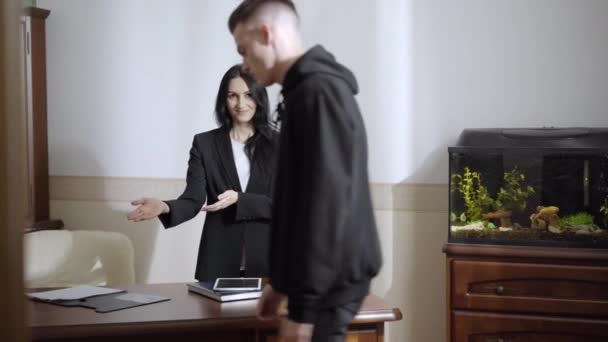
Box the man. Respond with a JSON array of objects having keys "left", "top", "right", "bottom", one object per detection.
[{"left": 228, "top": 1, "right": 382, "bottom": 341}]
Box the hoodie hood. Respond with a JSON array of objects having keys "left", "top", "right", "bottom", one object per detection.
[{"left": 282, "top": 45, "right": 359, "bottom": 95}]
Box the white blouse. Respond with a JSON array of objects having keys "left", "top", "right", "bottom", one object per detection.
[{"left": 231, "top": 138, "right": 250, "bottom": 191}]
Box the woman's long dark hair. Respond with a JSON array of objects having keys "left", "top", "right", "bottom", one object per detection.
[{"left": 214, "top": 65, "right": 278, "bottom": 177}]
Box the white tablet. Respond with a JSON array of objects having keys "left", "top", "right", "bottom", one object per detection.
[{"left": 213, "top": 278, "right": 261, "bottom": 292}]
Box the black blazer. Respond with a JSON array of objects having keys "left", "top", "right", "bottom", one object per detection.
[{"left": 159, "top": 127, "right": 276, "bottom": 281}]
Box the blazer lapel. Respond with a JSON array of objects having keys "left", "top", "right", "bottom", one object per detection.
[{"left": 214, "top": 129, "right": 242, "bottom": 192}]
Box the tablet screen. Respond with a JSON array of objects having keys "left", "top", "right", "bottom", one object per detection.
[{"left": 213, "top": 278, "right": 261, "bottom": 291}]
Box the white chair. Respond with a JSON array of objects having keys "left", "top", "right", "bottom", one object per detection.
[{"left": 24, "top": 229, "right": 135, "bottom": 288}]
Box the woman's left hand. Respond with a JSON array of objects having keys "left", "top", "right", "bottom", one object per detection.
[{"left": 202, "top": 190, "right": 238, "bottom": 212}]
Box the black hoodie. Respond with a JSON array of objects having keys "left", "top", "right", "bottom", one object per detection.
[{"left": 270, "top": 45, "right": 383, "bottom": 323}]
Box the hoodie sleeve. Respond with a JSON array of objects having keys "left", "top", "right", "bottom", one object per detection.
[{"left": 284, "top": 84, "right": 353, "bottom": 323}]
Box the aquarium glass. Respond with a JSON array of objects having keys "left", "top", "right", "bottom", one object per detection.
[{"left": 449, "top": 128, "right": 608, "bottom": 247}]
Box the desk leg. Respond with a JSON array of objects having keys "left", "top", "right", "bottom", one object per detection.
[
  {"left": 344, "top": 322, "right": 384, "bottom": 342},
  {"left": 377, "top": 322, "right": 384, "bottom": 342}
]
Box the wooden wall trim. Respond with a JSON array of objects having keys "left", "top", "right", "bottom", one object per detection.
[{"left": 49, "top": 176, "right": 450, "bottom": 213}]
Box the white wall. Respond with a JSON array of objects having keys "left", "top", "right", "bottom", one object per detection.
[
  {"left": 40, "top": 0, "right": 412, "bottom": 183},
  {"left": 41, "top": 0, "right": 241, "bottom": 178},
  {"left": 408, "top": 0, "right": 608, "bottom": 183},
  {"left": 40, "top": 0, "right": 608, "bottom": 184}
]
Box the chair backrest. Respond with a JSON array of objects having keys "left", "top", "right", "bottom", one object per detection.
[{"left": 24, "top": 230, "right": 135, "bottom": 288}]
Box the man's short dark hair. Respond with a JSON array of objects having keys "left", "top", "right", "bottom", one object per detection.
[{"left": 228, "top": 0, "right": 298, "bottom": 33}]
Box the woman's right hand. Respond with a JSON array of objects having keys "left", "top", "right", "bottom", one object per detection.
[{"left": 127, "top": 198, "right": 170, "bottom": 222}]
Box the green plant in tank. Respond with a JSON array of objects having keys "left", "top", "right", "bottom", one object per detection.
[
  {"left": 451, "top": 167, "right": 494, "bottom": 222},
  {"left": 561, "top": 212, "right": 595, "bottom": 228},
  {"left": 600, "top": 197, "right": 608, "bottom": 228},
  {"left": 494, "top": 167, "right": 535, "bottom": 212}
]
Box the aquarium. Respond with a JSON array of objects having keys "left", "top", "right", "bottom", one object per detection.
[{"left": 449, "top": 128, "right": 608, "bottom": 247}]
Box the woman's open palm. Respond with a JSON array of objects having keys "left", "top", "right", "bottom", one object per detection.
[{"left": 127, "top": 198, "right": 168, "bottom": 222}]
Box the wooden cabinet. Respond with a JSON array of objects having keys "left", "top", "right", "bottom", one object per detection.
[
  {"left": 445, "top": 243, "right": 608, "bottom": 341},
  {"left": 453, "top": 311, "right": 608, "bottom": 342}
]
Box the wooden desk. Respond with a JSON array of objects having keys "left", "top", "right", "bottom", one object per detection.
[{"left": 28, "top": 283, "right": 402, "bottom": 341}]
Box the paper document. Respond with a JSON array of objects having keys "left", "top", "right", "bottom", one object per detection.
[{"left": 28, "top": 285, "right": 124, "bottom": 301}]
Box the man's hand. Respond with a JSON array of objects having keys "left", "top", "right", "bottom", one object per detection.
[
  {"left": 256, "top": 284, "right": 286, "bottom": 320},
  {"left": 202, "top": 190, "right": 238, "bottom": 212},
  {"left": 279, "top": 319, "right": 314, "bottom": 342},
  {"left": 127, "top": 198, "right": 169, "bottom": 222}
]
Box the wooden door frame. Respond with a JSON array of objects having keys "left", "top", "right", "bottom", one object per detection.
[{"left": 1, "top": 0, "right": 28, "bottom": 341}]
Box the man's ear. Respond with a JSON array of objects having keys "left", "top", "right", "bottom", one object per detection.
[{"left": 259, "top": 23, "right": 273, "bottom": 45}]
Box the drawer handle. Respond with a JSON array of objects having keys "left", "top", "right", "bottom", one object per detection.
[{"left": 495, "top": 286, "right": 505, "bottom": 295}]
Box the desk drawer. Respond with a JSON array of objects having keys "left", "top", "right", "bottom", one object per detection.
[{"left": 451, "top": 260, "right": 608, "bottom": 316}]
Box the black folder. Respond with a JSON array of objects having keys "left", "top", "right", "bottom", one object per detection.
[{"left": 31, "top": 290, "right": 170, "bottom": 313}]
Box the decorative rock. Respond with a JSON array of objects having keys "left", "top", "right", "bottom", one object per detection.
[
  {"left": 548, "top": 225, "right": 562, "bottom": 234},
  {"left": 451, "top": 222, "right": 485, "bottom": 231}
]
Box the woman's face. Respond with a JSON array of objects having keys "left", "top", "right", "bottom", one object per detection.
[{"left": 226, "top": 76, "right": 256, "bottom": 125}]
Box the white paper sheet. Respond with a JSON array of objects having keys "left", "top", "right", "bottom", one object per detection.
[{"left": 27, "top": 285, "right": 123, "bottom": 301}]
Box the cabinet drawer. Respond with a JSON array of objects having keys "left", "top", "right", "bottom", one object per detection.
[
  {"left": 452, "top": 310, "right": 608, "bottom": 342},
  {"left": 452, "top": 260, "right": 608, "bottom": 316}
]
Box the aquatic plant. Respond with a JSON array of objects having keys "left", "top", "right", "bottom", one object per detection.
[
  {"left": 600, "top": 197, "right": 608, "bottom": 228},
  {"left": 451, "top": 167, "right": 494, "bottom": 222},
  {"left": 561, "top": 212, "right": 594, "bottom": 228},
  {"left": 494, "top": 167, "right": 535, "bottom": 213}
]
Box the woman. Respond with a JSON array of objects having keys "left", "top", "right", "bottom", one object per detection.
[{"left": 127, "top": 65, "right": 278, "bottom": 281}]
